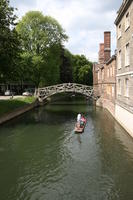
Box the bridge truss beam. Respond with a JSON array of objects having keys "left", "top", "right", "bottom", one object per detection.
[{"left": 37, "top": 83, "right": 96, "bottom": 102}]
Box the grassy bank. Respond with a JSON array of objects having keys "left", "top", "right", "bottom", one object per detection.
[{"left": 0, "top": 97, "right": 36, "bottom": 117}]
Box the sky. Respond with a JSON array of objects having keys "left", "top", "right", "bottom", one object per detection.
[{"left": 10, "top": 0, "right": 123, "bottom": 61}]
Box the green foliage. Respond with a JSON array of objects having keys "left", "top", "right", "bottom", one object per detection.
[
  {"left": 0, "top": 4, "right": 93, "bottom": 88},
  {"left": 0, "top": 97, "right": 36, "bottom": 116},
  {"left": 0, "top": 0, "right": 20, "bottom": 83},
  {"left": 60, "top": 47, "right": 73, "bottom": 83},
  {"left": 42, "top": 44, "right": 61, "bottom": 86},
  {"left": 16, "top": 11, "right": 68, "bottom": 54},
  {"left": 16, "top": 96, "right": 36, "bottom": 104},
  {"left": 78, "top": 64, "right": 93, "bottom": 85},
  {"left": 31, "top": 55, "right": 44, "bottom": 86},
  {"left": 16, "top": 11, "right": 68, "bottom": 87},
  {"left": 72, "top": 54, "right": 93, "bottom": 85}
]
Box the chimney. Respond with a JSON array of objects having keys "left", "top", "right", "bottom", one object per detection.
[
  {"left": 104, "top": 31, "right": 111, "bottom": 62},
  {"left": 98, "top": 43, "right": 104, "bottom": 64}
]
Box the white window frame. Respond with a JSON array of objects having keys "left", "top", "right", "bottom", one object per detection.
[
  {"left": 125, "top": 43, "right": 130, "bottom": 67},
  {"left": 107, "top": 85, "right": 110, "bottom": 95},
  {"left": 118, "top": 50, "right": 122, "bottom": 70},
  {"left": 125, "top": 12, "right": 130, "bottom": 31},
  {"left": 118, "top": 24, "right": 122, "bottom": 39},
  {"left": 118, "top": 79, "right": 121, "bottom": 95},
  {"left": 112, "top": 86, "right": 114, "bottom": 97},
  {"left": 107, "top": 68, "right": 109, "bottom": 77},
  {"left": 110, "top": 65, "right": 112, "bottom": 77},
  {"left": 124, "top": 78, "right": 129, "bottom": 97},
  {"left": 98, "top": 71, "right": 100, "bottom": 80},
  {"left": 102, "top": 70, "right": 104, "bottom": 81},
  {"left": 112, "top": 65, "right": 115, "bottom": 76}
]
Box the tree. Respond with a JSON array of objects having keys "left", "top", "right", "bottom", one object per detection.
[
  {"left": 42, "top": 44, "right": 61, "bottom": 86},
  {"left": 72, "top": 54, "right": 93, "bottom": 85},
  {"left": 0, "top": 0, "right": 20, "bottom": 83},
  {"left": 60, "top": 47, "right": 73, "bottom": 83},
  {"left": 16, "top": 11, "right": 68, "bottom": 87},
  {"left": 78, "top": 64, "right": 93, "bottom": 85}
]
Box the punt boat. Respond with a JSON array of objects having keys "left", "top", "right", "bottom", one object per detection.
[{"left": 74, "top": 118, "right": 86, "bottom": 133}]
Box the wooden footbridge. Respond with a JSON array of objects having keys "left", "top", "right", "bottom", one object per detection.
[{"left": 37, "top": 83, "right": 97, "bottom": 102}]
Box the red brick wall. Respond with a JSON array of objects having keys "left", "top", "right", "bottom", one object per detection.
[
  {"left": 104, "top": 32, "right": 111, "bottom": 62},
  {"left": 98, "top": 43, "right": 104, "bottom": 64}
]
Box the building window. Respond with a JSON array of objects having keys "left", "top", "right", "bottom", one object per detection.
[
  {"left": 118, "top": 24, "right": 121, "bottom": 39},
  {"left": 107, "top": 68, "right": 109, "bottom": 77},
  {"left": 112, "top": 86, "right": 114, "bottom": 97},
  {"left": 107, "top": 85, "right": 110, "bottom": 95},
  {"left": 118, "top": 50, "right": 122, "bottom": 69},
  {"left": 98, "top": 71, "right": 100, "bottom": 80},
  {"left": 124, "top": 78, "right": 129, "bottom": 97},
  {"left": 110, "top": 66, "right": 112, "bottom": 77},
  {"left": 118, "top": 79, "right": 121, "bottom": 95},
  {"left": 125, "top": 12, "right": 130, "bottom": 31},
  {"left": 125, "top": 43, "right": 130, "bottom": 66},
  {"left": 112, "top": 65, "right": 115, "bottom": 76},
  {"left": 102, "top": 70, "right": 104, "bottom": 80},
  {"left": 102, "top": 84, "right": 104, "bottom": 92}
]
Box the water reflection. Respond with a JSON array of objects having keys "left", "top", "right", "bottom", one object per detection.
[{"left": 77, "top": 134, "right": 82, "bottom": 144}]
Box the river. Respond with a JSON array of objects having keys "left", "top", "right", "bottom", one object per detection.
[{"left": 0, "top": 99, "right": 133, "bottom": 200}]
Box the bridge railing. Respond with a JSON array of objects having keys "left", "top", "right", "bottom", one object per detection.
[
  {"left": 38, "top": 83, "right": 93, "bottom": 92},
  {"left": 37, "top": 83, "right": 95, "bottom": 101}
]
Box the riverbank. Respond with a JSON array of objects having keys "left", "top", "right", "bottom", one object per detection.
[
  {"left": 0, "top": 93, "right": 85, "bottom": 125},
  {"left": 0, "top": 97, "right": 38, "bottom": 124}
]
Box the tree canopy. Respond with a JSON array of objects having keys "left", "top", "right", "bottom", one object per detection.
[
  {"left": 16, "top": 11, "right": 68, "bottom": 55},
  {"left": 16, "top": 11, "right": 68, "bottom": 87},
  {"left": 60, "top": 47, "right": 73, "bottom": 83},
  {"left": 0, "top": 4, "right": 93, "bottom": 90},
  {"left": 72, "top": 55, "right": 93, "bottom": 85},
  {"left": 0, "top": 0, "right": 20, "bottom": 83}
]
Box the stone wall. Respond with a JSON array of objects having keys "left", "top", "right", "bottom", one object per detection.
[
  {"left": 116, "top": 1, "right": 133, "bottom": 111},
  {"left": 115, "top": 104, "right": 133, "bottom": 138},
  {"left": 115, "top": 0, "right": 133, "bottom": 137},
  {"left": 95, "top": 56, "right": 116, "bottom": 117}
]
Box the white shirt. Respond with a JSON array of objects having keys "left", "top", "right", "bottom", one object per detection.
[{"left": 77, "top": 114, "right": 81, "bottom": 122}]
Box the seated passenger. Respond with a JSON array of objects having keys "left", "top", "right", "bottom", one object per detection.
[
  {"left": 80, "top": 120, "right": 84, "bottom": 127},
  {"left": 81, "top": 115, "right": 86, "bottom": 122},
  {"left": 77, "top": 113, "right": 81, "bottom": 122}
]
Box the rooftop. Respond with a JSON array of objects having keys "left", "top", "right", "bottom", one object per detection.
[{"left": 115, "top": 0, "right": 132, "bottom": 25}]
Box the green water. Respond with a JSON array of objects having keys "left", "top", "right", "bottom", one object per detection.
[{"left": 0, "top": 101, "right": 133, "bottom": 200}]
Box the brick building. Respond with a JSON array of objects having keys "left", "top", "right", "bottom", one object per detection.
[
  {"left": 114, "top": 0, "right": 133, "bottom": 137},
  {"left": 93, "top": 32, "right": 116, "bottom": 116}
]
